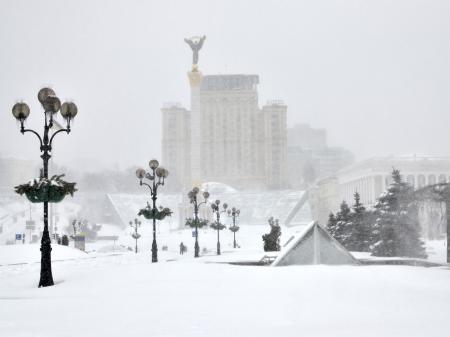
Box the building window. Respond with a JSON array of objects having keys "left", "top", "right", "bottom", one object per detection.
[
  {"left": 407, "top": 175, "right": 415, "bottom": 187},
  {"left": 385, "top": 176, "right": 391, "bottom": 188},
  {"left": 438, "top": 174, "right": 447, "bottom": 183},
  {"left": 418, "top": 175, "right": 426, "bottom": 188},
  {"left": 428, "top": 174, "right": 436, "bottom": 185}
]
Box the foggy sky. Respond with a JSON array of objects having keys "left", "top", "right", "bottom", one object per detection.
[{"left": 1, "top": 0, "right": 449, "bottom": 172}]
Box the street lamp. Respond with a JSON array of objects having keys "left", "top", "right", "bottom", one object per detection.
[
  {"left": 187, "top": 187, "right": 209, "bottom": 257},
  {"left": 210, "top": 200, "right": 228, "bottom": 255},
  {"left": 227, "top": 207, "right": 240, "bottom": 249},
  {"left": 12, "top": 88, "right": 78, "bottom": 288},
  {"left": 136, "top": 159, "right": 168, "bottom": 262},
  {"left": 72, "top": 219, "right": 81, "bottom": 236},
  {"left": 129, "top": 218, "right": 142, "bottom": 254}
]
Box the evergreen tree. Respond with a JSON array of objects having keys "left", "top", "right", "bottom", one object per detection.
[
  {"left": 371, "top": 169, "right": 427, "bottom": 258},
  {"left": 326, "top": 212, "right": 338, "bottom": 237},
  {"left": 333, "top": 200, "right": 351, "bottom": 246},
  {"left": 348, "top": 191, "right": 372, "bottom": 252},
  {"left": 328, "top": 196, "right": 375, "bottom": 252},
  {"left": 262, "top": 217, "right": 281, "bottom": 252}
]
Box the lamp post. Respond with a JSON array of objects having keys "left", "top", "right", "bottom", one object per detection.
[
  {"left": 227, "top": 207, "right": 240, "bottom": 249},
  {"left": 188, "top": 187, "right": 209, "bottom": 257},
  {"left": 136, "top": 159, "right": 168, "bottom": 263},
  {"left": 12, "top": 88, "right": 78, "bottom": 287},
  {"left": 211, "top": 200, "right": 228, "bottom": 255},
  {"left": 129, "top": 218, "right": 141, "bottom": 254}
]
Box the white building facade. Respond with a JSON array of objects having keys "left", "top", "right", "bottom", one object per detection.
[
  {"left": 310, "top": 156, "right": 450, "bottom": 225},
  {"left": 162, "top": 72, "right": 288, "bottom": 190}
]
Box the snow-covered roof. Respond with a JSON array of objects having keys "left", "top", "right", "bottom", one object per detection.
[
  {"left": 106, "top": 189, "right": 312, "bottom": 228},
  {"left": 272, "top": 222, "right": 358, "bottom": 266},
  {"left": 201, "top": 182, "right": 237, "bottom": 194}
]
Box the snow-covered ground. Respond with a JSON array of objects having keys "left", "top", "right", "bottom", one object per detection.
[
  {"left": 426, "top": 239, "right": 448, "bottom": 263},
  {"left": 0, "top": 243, "right": 88, "bottom": 265},
  {"left": 0, "top": 227, "right": 450, "bottom": 337}
]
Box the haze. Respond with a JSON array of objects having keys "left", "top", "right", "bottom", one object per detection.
[{"left": 1, "top": 0, "right": 449, "bottom": 171}]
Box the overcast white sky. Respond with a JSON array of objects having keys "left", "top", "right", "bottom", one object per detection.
[{"left": 1, "top": 0, "right": 449, "bottom": 171}]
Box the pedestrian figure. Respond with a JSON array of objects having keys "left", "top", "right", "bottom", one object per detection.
[{"left": 180, "top": 242, "right": 185, "bottom": 255}]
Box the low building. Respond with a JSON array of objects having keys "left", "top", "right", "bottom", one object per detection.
[{"left": 310, "top": 156, "right": 450, "bottom": 226}]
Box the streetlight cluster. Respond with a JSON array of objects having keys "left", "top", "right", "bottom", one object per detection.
[
  {"left": 12, "top": 88, "right": 78, "bottom": 288},
  {"left": 129, "top": 218, "right": 142, "bottom": 254},
  {"left": 136, "top": 159, "right": 169, "bottom": 263},
  {"left": 13, "top": 88, "right": 78, "bottom": 135},
  {"left": 186, "top": 187, "right": 241, "bottom": 256},
  {"left": 227, "top": 207, "right": 241, "bottom": 249},
  {"left": 187, "top": 187, "right": 210, "bottom": 258},
  {"left": 11, "top": 88, "right": 244, "bottom": 288},
  {"left": 210, "top": 200, "right": 228, "bottom": 255}
]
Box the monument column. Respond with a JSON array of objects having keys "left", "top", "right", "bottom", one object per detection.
[
  {"left": 188, "top": 67, "right": 203, "bottom": 187},
  {"left": 176, "top": 36, "right": 206, "bottom": 229},
  {"left": 184, "top": 35, "right": 206, "bottom": 188}
]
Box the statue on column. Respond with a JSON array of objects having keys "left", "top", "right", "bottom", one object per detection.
[{"left": 184, "top": 35, "right": 206, "bottom": 68}]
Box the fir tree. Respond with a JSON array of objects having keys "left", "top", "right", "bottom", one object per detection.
[
  {"left": 326, "top": 212, "right": 338, "bottom": 237},
  {"left": 333, "top": 200, "right": 351, "bottom": 246},
  {"left": 348, "top": 191, "right": 372, "bottom": 252},
  {"left": 371, "top": 169, "right": 427, "bottom": 258}
]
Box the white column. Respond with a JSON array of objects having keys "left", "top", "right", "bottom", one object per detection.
[{"left": 188, "top": 70, "right": 203, "bottom": 186}]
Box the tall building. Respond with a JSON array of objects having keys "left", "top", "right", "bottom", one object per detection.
[
  {"left": 262, "top": 101, "right": 288, "bottom": 189},
  {"left": 198, "top": 74, "right": 262, "bottom": 188},
  {"left": 162, "top": 73, "right": 288, "bottom": 190},
  {"left": 161, "top": 103, "right": 191, "bottom": 191}
]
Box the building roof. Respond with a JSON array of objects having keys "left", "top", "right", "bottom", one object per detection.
[
  {"left": 272, "top": 222, "right": 358, "bottom": 266},
  {"left": 336, "top": 155, "right": 450, "bottom": 178},
  {"left": 106, "top": 189, "right": 312, "bottom": 227}
]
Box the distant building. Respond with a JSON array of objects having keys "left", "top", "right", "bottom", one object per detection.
[
  {"left": 0, "top": 157, "right": 37, "bottom": 193},
  {"left": 287, "top": 123, "right": 326, "bottom": 151},
  {"left": 310, "top": 156, "right": 450, "bottom": 225},
  {"left": 162, "top": 72, "right": 288, "bottom": 190},
  {"left": 310, "top": 147, "right": 355, "bottom": 179},
  {"left": 287, "top": 124, "right": 354, "bottom": 189},
  {"left": 309, "top": 176, "right": 339, "bottom": 225},
  {"left": 161, "top": 103, "right": 191, "bottom": 191},
  {"left": 261, "top": 101, "right": 288, "bottom": 189},
  {"left": 106, "top": 186, "right": 312, "bottom": 228}
]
